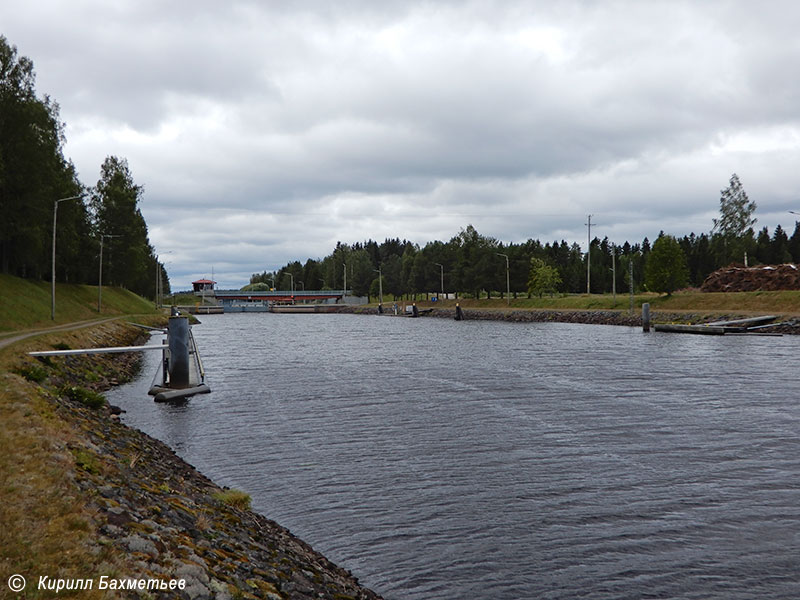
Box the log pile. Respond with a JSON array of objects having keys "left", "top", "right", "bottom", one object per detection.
[{"left": 700, "top": 263, "right": 800, "bottom": 292}]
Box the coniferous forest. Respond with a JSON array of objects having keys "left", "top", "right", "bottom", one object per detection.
[
  {"left": 0, "top": 36, "right": 167, "bottom": 298},
  {"left": 253, "top": 181, "right": 800, "bottom": 300}
]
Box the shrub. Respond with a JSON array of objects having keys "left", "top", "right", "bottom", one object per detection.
[
  {"left": 60, "top": 385, "right": 106, "bottom": 409},
  {"left": 72, "top": 449, "right": 100, "bottom": 474},
  {"left": 14, "top": 364, "right": 48, "bottom": 383}
]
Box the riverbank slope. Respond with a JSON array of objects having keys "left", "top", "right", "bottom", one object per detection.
[
  {"left": 0, "top": 273, "right": 159, "bottom": 334},
  {"left": 1, "top": 320, "right": 382, "bottom": 599}
]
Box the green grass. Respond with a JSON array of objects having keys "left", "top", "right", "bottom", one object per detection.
[
  {"left": 0, "top": 273, "right": 158, "bottom": 332},
  {"left": 212, "top": 488, "right": 252, "bottom": 511},
  {"left": 60, "top": 385, "right": 106, "bottom": 409}
]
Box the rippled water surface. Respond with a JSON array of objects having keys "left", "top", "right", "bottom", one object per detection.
[{"left": 107, "top": 313, "right": 800, "bottom": 599}]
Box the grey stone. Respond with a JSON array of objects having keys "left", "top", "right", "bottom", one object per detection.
[{"left": 122, "top": 534, "right": 159, "bottom": 559}]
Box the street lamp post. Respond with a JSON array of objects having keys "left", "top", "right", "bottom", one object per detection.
[
  {"left": 497, "top": 253, "right": 510, "bottom": 306},
  {"left": 610, "top": 243, "right": 616, "bottom": 304},
  {"left": 297, "top": 280, "right": 304, "bottom": 291},
  {"left": 153, "top": 251, "right": 172, "bottom": 309},
  {"left": 51, "top": 195, "right": 81, "bottom": 320},
  {"left": 288, "top": 273, "right": 294, "bottom": 294},
  {"left": 585, "top": 214, "right": 593, "bottom": 294},
  {"left": 98, "top": 233, "right": 120, "bottom": 312},
  {"left": 434, "top": 263, "right": 444, "bottom": 299},
  {"left": 154, "top": 257, "right": 159, "bottom": 309},
  {"left": 374, "top": 267, "right": 383, "bottom": 305}
]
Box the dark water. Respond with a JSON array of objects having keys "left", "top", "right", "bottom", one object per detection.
[{"left": 107, "top": 313, "right": 800, "bottom": 599}]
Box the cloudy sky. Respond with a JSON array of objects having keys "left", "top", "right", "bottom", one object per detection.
[{"left": 4, "top": 1, "right": 800, "bottom": 289}]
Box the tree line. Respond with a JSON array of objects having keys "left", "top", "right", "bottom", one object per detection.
[
  {"left": 0, "top": 36, "right": 167, "bottom": 298},
  {"left": 252, "top": 174, "right": 800, "bottom": 300}
]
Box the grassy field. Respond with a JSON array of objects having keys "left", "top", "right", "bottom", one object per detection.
[
  {"left": 0, "top": 273, "right": 158, "bottom": 333},
  {"left": 403, "top": 289, "right": 800, "bottom": 315}
]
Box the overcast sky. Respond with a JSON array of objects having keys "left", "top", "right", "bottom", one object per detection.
[{"left": 5, "top": 1, "right": 800, "bottom": 289}]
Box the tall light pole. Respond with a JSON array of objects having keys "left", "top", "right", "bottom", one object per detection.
[
  {"left": 98, "top": 233, "right": 120, "bottom": 312},
  {"left": 496, "top": 253, "right": 510, "bottom": 306},
  {"left": 51, "top": 195, "right": 81, "bottom": 320},
  {"left": 153, "top": 251, "right": 172, "bottom": 309},
  {"left": 288, "top": 272, "right": 294, "bottom": 294},
  {"left": 374, "top": 267, "right": 383, "bottom": 305},
  {"left": 154, "top": 256, "right": 159, "bottom": 309},
  {"left": 585, "top": 214, "right": 593, "bottom": 294},
  {"left": 297, "top": 280, "right": 304, "bottom": 291},
  {"left": 611, "top": 243, "right": 616, "bottom": 303},
  {"left": 343, "top": 263, "right": 347, "bottom": 297},
  {"left": 434, "top": 263, "right": 444, "bottom": 299}
]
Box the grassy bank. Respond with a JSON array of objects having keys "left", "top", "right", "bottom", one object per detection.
[
  {"left": 0, "top": 273, "right": 158, "bottom": 333},
  {"left": 401, "top": 289, "right": 800, "bottom": 315}
]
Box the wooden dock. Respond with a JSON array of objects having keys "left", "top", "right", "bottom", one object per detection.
[{"left": 654, "top": 315, "right": 783, "bottom": 336}]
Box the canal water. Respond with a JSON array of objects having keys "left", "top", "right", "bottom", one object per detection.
[{"left": 107, "top": 313, "right": 800, "bottom": 599}]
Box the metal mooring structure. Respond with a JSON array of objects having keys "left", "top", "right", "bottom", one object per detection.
[{"left": 28, "top": 315, "right": 210, "bottom": 402}]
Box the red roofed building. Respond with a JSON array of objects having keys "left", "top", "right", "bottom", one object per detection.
[{"left": 192, "top": 279, "right": 216, "bottom": 293}]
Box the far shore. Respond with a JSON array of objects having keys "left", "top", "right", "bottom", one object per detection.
[{"left": 338, "top": 301, "right": 800, "bottom": 334}]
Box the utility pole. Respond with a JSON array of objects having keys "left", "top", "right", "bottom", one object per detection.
[
  {"left": 585, "top": 214, "right": 593, "bottom": 294},
  {"left": 343, "top": 263, "right": 347, "bottom": 298}
]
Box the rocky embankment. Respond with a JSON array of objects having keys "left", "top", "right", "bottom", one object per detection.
[
  {"left": 340, "top": 305, "right": 800, "bottom": 334},
  {"left": 22, "top": 321, "right": 383, "bottom": 600}
]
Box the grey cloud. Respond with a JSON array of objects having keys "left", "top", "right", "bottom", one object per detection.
[{"left": 4, "top": 0, "right": 800, "bottom": 288}]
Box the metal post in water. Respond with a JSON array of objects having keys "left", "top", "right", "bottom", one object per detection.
[
  {"left": 168, "top": 316, "right": 190, "bottom": 387},
  {"left": 642, "top": 302, "right": 650, "bottom": 332}
]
